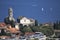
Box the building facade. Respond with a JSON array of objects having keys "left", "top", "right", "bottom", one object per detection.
[{"left": 17, "top": 16, "right": 35, "bottom": 26}]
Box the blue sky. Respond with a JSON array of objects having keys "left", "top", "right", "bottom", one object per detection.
[{"left": 0, "top": 0, "right": 60, "bottom": 23}]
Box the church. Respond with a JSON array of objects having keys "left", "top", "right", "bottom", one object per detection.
[{"left": 4, "top": 8, "right": 37, "bottom": 27}]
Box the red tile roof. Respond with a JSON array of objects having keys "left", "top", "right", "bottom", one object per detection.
[
  {"left": 0, "top": 22, "right": 6, "bottom": 27},
  {"left": 0, "top": 36, "right": 10, "bottom": 39},
  {"left": 25, "top": 32, "right": 34, "bottom": 36}
]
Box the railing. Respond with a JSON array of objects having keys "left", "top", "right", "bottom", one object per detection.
[
  {"left": 46, "top": 38, "right": 60, "bottom": 40},
  {"left": 0, "top": 38, "right": 60, "bottom": 40}
]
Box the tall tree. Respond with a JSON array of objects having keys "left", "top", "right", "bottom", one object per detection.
[
  {"left": 35, "top": 20, "right": 38, "bottom": 26},
  {"left": 53, "top": 21, "right": 60, "bottom": 30}
]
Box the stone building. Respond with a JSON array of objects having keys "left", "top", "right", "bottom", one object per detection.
[
  {"left": 4, "top": 8, "right": 16, "bottom": 27},
  {"left": 7, "top": 8, "right": 15, "bottom": 21}
]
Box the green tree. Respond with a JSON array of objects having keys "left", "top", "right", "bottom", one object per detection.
[
  {"left": 4, "top": 17, "right": 10, "bottom": 24},
  {"left": 19, "top": 24, "right": 24, "bottom": 32},
  {"left": 4, "top": 17, "right": 15, "bottom": 27},
  {"left": 40, "top": 26, "right": 54, "bottom": 37},
  {"left": 22, "top": 26, "right": 33, "bottom": 33},
  {"left": 10, "top": 20, "right": 15, "bottom": 27},
  {"left": 30, "top": 26, "right": 40, "bottom": 32},
  {"left": 53, "top": 21, "right": 60, "bottom": 30},
  {"left": 35, "top": 20, "right": 38, "bottom": 26}
]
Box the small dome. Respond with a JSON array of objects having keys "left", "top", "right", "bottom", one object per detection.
[{"left": 8, "top": 8, "right": 13, "bottom": 12}]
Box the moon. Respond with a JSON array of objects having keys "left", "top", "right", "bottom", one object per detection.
[{"left": 42, "top": 8, "right": 44, "bottom": 11}]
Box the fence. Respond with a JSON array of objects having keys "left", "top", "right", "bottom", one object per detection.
[
  {"left": 0, "top": 38, "right": 60, "bottom": 40},
  {"left": 46, "top": 38, "right": 60, "bottom": 40}
]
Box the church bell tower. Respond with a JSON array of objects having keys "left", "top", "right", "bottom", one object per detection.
[
  {"left": 8, "top": 8, "right": 13, "bottom": 17},
  {"left": 8, "top": 8, "right": 14, "bottom": 21}
]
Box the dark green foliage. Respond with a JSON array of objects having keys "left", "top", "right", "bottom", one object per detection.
[
  {"left": 53, "top": 21, "right": 60, "bottom": 30},
  {"left": 4, "top": 17, "right": 10, "bottom": 24},
  {"left": 17, "top": 18, "right": 20, "bottom": 23},
  {"left": 0, "top": 29, "right": 11, "bottom": 36},
  {"left": 19, "top": 24, "right": 24, "bottom": 33},
  {"left": 35, "top": 20, "right": 38, "bottom": 26},
  {"left": 19, "top": 25, "right": 54, "bottom": 37},
  {"left": 0, "top": 29, "right": 6, "bottom": 35},
  {"left": 30, "top": 26, "right": 40, "bottom": 32},
  {"left": 10, "top": 20, "right": 15, "bottom": 27},
  {"left": 4, "top": 17, "right": 15, "bottom": 27},
  {"left": 22, "top": 26, "right": 32, "bottom": 33},
  {"left": 40, "top": 26, "right": 54, "bottom": 37}
]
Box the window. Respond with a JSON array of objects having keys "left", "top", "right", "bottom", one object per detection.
[{"left": 24, "top": 20, "right": 26, "bottom": 22}]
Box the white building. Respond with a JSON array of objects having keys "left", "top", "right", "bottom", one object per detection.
[
  {"left": 15, "top": 23, "right": 19, "bottom": 30},
  {"left": 29, "top": 32, "right": 47, "bottom": 40},
  {"left": 18, "top": 16, "right": 35, "bottom": 26}
]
